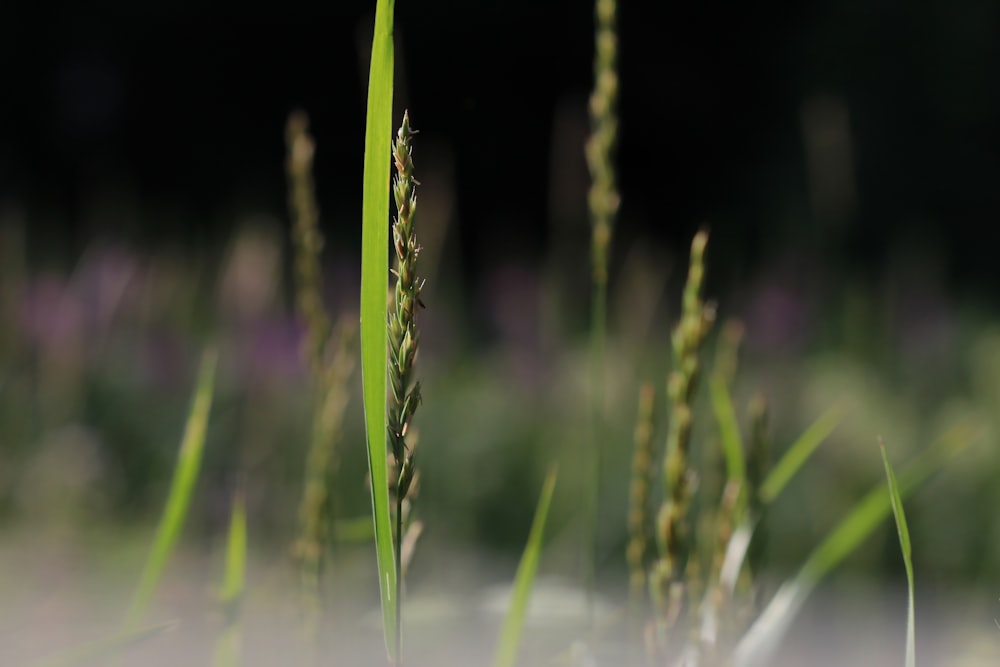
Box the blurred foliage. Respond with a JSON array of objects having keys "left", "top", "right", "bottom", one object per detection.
[{"left": 0, "top": 217, "right": 997, "bottom": 592}]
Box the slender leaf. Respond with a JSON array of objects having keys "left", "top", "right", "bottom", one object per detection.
[
  {"left": 359, "top": 0, "right": 397, "bottom": 660},
  {"left": 125, "top": 348, "right": 218, "bottom": 629},
  {"left": 881, "top": 440, "right": 915, "bottom": 667},
  {"left": 212, "top": 488, "right": 247, "bottom": 667},
  {"left": 219, "top": 488, "right": 247, "bottom": 605},
  {"left": 710, "top": 375, "right": 744, "bottom": 486},
  {"left": 759, "top": 406, "right": 841, "bottom": 505},
  {"left": 731, "top": 426, "right": 974, "bottom": 667},
  {"left": 718, "top": 405, "right": 841, "bottom": 593},
  {"left": 492, "top": 466, "right": 559, "bottom": 667},
  {"left": 31, "top": 622, "right": 177, "bottom": 667}
]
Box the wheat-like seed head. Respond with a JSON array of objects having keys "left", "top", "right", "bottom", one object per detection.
[
  {"left": 586, "top": 0, "right": 620, "bottom": 288},
  {"left": 651, "top": 231, "right": 716, "bottom": 645},
  {"left": 286, "top": 111, "right": 331, "bottom": 373},
  {"left": 388, "top": 110, "right": 424, "bottom": 503}
]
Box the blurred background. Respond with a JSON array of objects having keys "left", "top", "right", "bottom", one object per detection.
[{"left": 1, "top": 0, "right": 999, "bottom": 663}]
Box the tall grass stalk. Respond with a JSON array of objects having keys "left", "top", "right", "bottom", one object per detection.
[
  {"left": 388, "top": 109, "right": 424, "bottom": 660},
  {"left": 626, "top": 382, "right": 656, "bottom": 609},
  {"left": 881, "top": 440, "right": 916, "bottom": 667},
  {"left": 651, "top": 231, "right": 714, "bottom": 641},
  {"left": 286, "top": 111, "right": 331, "bottom": 369},
  {"left": 124, "top": 347, "right": 218, "bottom": 630},
  {"left": 286, "top": 111, "right": 358, "bottom": 646},
  {"left": 584, "top": 0, "right": 620, "bottom": 606},
  {"left": 358, "top": 0, "right": 398, "bottom": 660},
  {"left": 492, "top": 466, "right": 559, "bottom": 667}
]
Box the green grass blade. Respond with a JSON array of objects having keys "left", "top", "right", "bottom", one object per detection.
[
  {"left": 732, "top": 426, "right": 974, "bottom": 667},
  {"left": 881, "top": 440, "right": 915, "bottom": 667},
  {"left": 719, "top": 405, "right": 840, "bottom": 595},
  {"left": 212, "top": 488, "right": 247, "bottom": 667},
  {"left": 710, "top": 375, "right": 745, "bottom": 486},
  {"left": 31, "top": 622, "right": 177, "bottom": 667},
  {"left": 220, "top": 488, "right": 247, "bottom": 605},
  {"left": 759, "top": 406, "right": 841, "bottom": 505},
  {"left": 125, "top": 347, "right": 218, "bottom": 629},
  {"left": 359, "top": 0, "right": 397, "bottom": 661},
  {"left": 492, "top": 466, "right": 559, "bottom": 667}
]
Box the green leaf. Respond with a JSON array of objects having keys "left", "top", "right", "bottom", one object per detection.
[
  {"left": 359, "top": 0, "right": 397, "bottom": 661},
  {"left": 492, "top": 466, "right": 559, "bottom": 667},
  {"left": 219, "top": 488, "right": 247, "bottom": 606},
  {"left": 731, "top": 425, "right": 974, "bottom": 667},
  {"left": 212, "top": 488, "right": 247, "bottom": 667},
  {"left": 710, "top": 375, "right": 745, "bottom": 486},
  {"left": 881, "top": 439, "right": 915, "bottom": 667},
  {"left": 759, "top": 406, "right": 841, "bottom": 505},
  {"left": 718, "top": 405, "right": 841, "bottom": 594},
  {"left": 125, "top": 348, "right": 218, "bottom": 630}
]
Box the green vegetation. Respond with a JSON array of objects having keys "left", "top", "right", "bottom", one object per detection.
[
  {"left": 881, "top": 440, "right": 916, "bottom": 667},
  {"left": 491, "top": 466, "right": 558, "bottom": 667},
  {"left": 2, "top": 2, "right": 993, "bottom": 667},
  {"left": 358, "top": 0, "right": 398, "bottom": 661},
  {"left": 212, "top": 488, "right": 247, "bottom": 667},
  {"left": 124, "top": 348, "right": 218, "bottom": 631}
]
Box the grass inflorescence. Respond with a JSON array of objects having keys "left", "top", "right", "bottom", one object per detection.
[
  {"left": 286, "top": 110, "right": 358, "bottom": 650},
  {"left": 627, "top": 382, "right": 657, "bottom": 608},
  {"left": 585, "top": 0, "right": 621, "bottom": 610},
  {"left": 388, "top": 109, "right": 425, "bottom": 659},
  {"left": 650, "top": 230, "right": 715, "bottom": 648}
]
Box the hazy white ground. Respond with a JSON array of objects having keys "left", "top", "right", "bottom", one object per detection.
[{"left": 1, "top": 528, "right": 996, "bottom": 666}]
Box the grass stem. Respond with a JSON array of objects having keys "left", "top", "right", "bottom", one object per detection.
[{"left": 585, "top": 0, "right": 620, "bottom": 616}]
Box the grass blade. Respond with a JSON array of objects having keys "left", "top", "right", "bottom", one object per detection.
[
  {"left": 710, "top": 375, "right": 744, "bottom": 487},
  {"left": 125, "top": 347, "right": 218, "bottom": 629},
  {"left": 759, "top": 406, "right": 841, "bottom": 505},
  {"left": 30, "top": 622, "right": 177, "bottom": 667},
  {"left": 359, "top": 0, "right": 397, "bottom": 661},
  {"left": 881, "top": 439, "right": 915, "bottom": 667},
  {"left": 212, "top": 487, "right": 247, "bottom": 667},
  {"left": 492, "top": 466, "right": 559, "bottom": 667},
  {"left": 731, "top": 425, "right": 974, "bottom": 667}
]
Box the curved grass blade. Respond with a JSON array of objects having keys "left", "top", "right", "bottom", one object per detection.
[
  {"left": 731, "top": 425, "right": 974, "bottom": 667},
  {"left": 759, "top": 405, "right": 841, "bottom": 505},
  {"left": 125, "top": 347, "right": 218, "bottom": 630},
  {"left": 710, "top": 375, "right": 744, "bottom": 487},
  {"left": 881, "top": 439, "right": 915, "bottom": 667},
  {"left": 492, "top": 466, "right": 559, "bottom": 667},
  {"left": 31, "top": 622, "right": 177, "bottom": 667},
  {"left": 359, "top": 0, "right": 397, "bottom": 660},
  {"left": 718, "top": 404, "right": 839, "bottom": 594},
  {"left": 212, "top": 487, "right": 247, "bottom": 667}
]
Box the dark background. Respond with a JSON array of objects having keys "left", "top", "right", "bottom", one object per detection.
[{"left": 2, "top": 0, "right": 998, "bottom": 297}]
